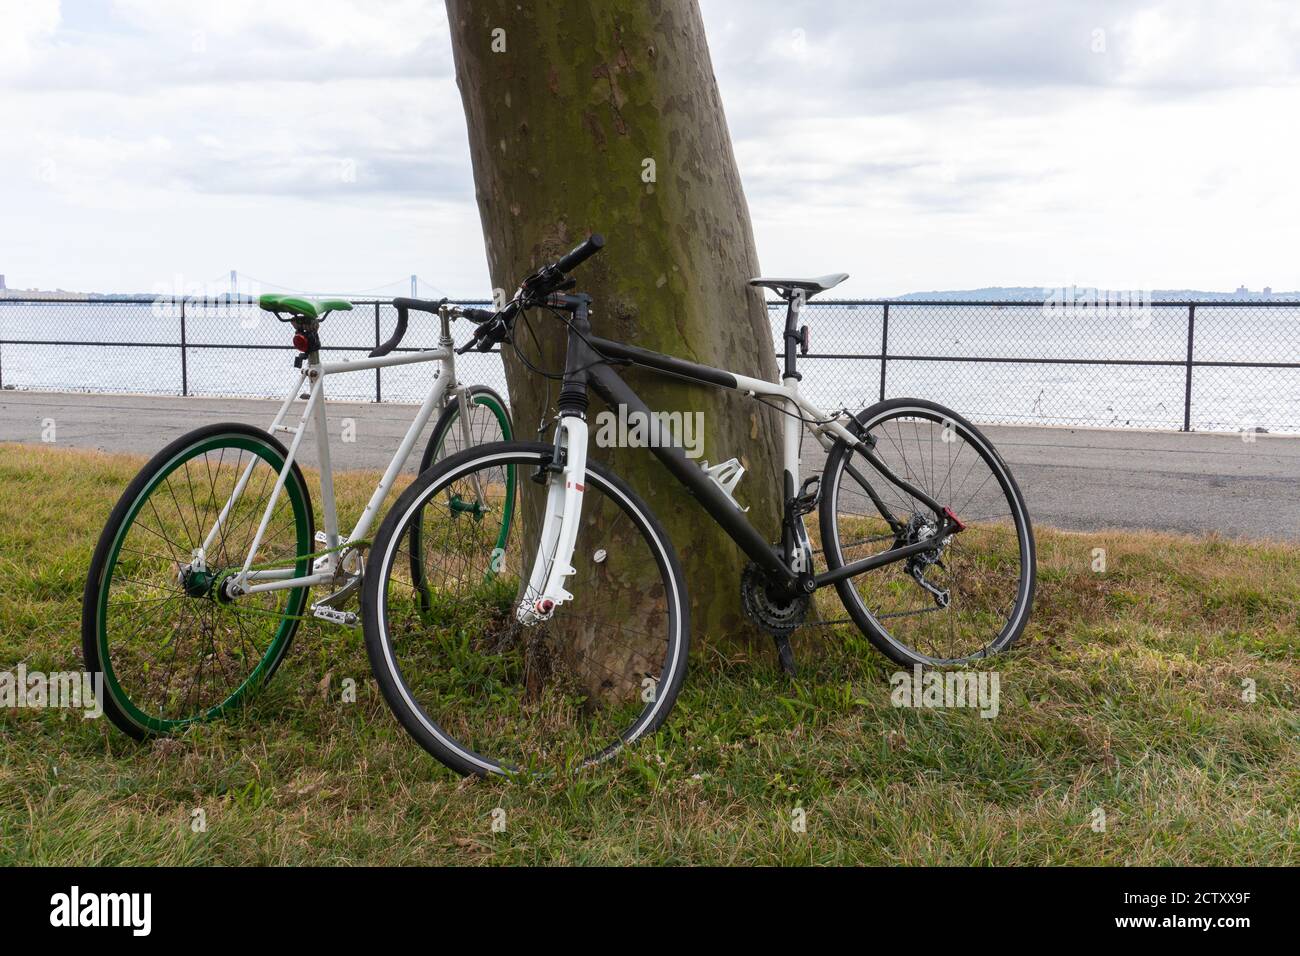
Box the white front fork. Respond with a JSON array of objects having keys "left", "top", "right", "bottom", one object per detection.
[{"left": 517, "top": 415, "right": 588, "bottom": 625}]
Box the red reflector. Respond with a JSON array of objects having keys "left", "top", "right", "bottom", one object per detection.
[
  {"left": 801, "top": 325, "right": 811, "bottom": 354},
  {"left": 943, "top": 506, "right": 966, "bottom": 531},
  {"left": 292, "top": 333, "right": 310, "bottom": 352}
]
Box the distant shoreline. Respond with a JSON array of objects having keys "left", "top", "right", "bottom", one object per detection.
[{"left": 3, "top": 288, "right": 1299, "bottom": 304}]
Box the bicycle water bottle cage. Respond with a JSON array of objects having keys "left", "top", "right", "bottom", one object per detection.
[{"left": 699, "top": 458, "right": 749, "bottom": 512}]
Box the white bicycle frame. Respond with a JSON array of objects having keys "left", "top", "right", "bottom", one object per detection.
[{"left": 199, "top": 313, "right": 484, "bottom": 604}]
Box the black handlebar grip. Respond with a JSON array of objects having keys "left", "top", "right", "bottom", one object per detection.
[
  {"left": 555, "top": 233, "right": 606, "bottom": 273},
  {"left": 460, "top": 307, "right": 496, "bottom": 324},
  {"left": 369, "top": 305, "right": 408, "bottom": 357},
  {"left": 392, "top": 296, "right": 445, "bottom": 315}
]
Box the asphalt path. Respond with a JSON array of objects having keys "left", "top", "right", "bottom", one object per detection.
[{"left": 3, "top": 390, "right": 1296, "bottom": 541}]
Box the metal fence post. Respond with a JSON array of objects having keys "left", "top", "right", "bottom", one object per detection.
[
  {"left": 879, "top": 302, "right": 890, "bottom": 402},
  {"left": 180, "top": 298, "right": 189, "bottom": 397},
  {"left": 374, "top": 302, "right": 382, "bottom": 403},
  {"left": 1182, "top": 303, "right": 1196, "bottom": 432}
]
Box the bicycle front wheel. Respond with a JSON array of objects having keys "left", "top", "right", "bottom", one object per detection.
[
  {"left": 819, "top": 398, "right": 1035, "bottom": 667},
  {"left": 419, "top": 385, "right": 512, "bottom": 469},
  {"left": 82, "top": 423, "right": 314, "bottom": 738},
  {"left": 361, "top": 441, "right": 689, "bottom": 776}
]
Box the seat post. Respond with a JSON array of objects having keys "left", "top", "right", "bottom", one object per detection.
[{"left": 782, "top": 289, "right": 803, "bottom": 381}]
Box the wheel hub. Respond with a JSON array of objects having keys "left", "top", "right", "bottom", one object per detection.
[
  {"left": 179, "top": 565, "right": 214, "bottom": 598},
  {"left": 448, "top": 493, "right": 487, "bottom": 520}
]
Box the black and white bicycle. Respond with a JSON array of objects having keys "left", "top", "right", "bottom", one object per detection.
[{"left": 360, "top": 235, "right": 1036, "bottom": 776}]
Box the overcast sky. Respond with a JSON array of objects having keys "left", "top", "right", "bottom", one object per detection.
[{"left": 3, "top": 0, "right": 1299, "bottom": 297}]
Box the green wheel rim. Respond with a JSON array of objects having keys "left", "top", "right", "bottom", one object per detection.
[
  {"left": 433, "top": 392, "right": 515, "bottom": 572},
  {"left": 95, "top": 433, "right": 312, "bottom": 734}
]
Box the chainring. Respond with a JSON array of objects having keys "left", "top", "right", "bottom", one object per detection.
[
  {"left": 317, "top": 545, "right": 366, "bottom": 609},
  {"left": 740, "top": 561, "right": 810, "bottom": 635}
]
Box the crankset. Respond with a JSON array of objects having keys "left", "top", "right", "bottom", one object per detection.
[
  {"left": 311, "top": 537, "right": 364, "bottom": 626},
  {"left": 740, "top": 562, "right": 809, "bottom": 677},
  {"left": 741, "top": 562, "right": 809, "bottom": 635},
  {"left": 314, "top": 534, "right": 366, "bottom": 610}
]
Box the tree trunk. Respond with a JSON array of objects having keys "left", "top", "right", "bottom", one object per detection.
[{"left": 445, "top": 0, "right": 783, "bottom": 676}]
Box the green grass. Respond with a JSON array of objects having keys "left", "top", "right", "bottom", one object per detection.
[{"left": 1, "top": 442, "right": 1297, "bottom": 865}]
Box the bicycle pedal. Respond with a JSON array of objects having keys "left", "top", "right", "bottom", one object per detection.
[
  {"left": 311, "top": 605, "right": 358, "bottom": 627},
  {"left": 791, "top": 475, "right": 820, "bottom": 515}
]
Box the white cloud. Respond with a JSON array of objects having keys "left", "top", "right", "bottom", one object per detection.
[
  {"left": 0, "top": 0, "right": 61, "bottom": 77},
  {"left": 1114, "top": 0, "right": 1300, "bottom": 88},
  {"left": 110, "top": 0, "right": 439, "bottom": 56},
  {"left": 1, "top": 0, "right": 1298, "bottom": 297},
  {"left": 703, "top": 0, "right": 1300, "bottom": 293}
]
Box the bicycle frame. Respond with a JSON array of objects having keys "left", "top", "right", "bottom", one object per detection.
[
  {"left": 519, "top": 293, "right": 964, "bottom": 621},
  {"left": 203, "top": 319, "right": 478, "bottom": 598}
]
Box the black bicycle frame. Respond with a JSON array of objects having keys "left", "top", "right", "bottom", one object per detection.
[{"left": 549, "top": 294, "right": 959, "bottom": 593}]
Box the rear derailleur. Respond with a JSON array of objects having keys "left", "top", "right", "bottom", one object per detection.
[{"left": 899, "top": 513, "right": 950, "bottom": 609}]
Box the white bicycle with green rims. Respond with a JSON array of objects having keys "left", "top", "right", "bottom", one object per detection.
[{"left": 82, "top": 293, "right": 514, "bottom": 739}]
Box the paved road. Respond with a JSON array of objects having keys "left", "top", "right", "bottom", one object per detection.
[{"left": 2, "top": 390, "right": 1297, "bottom": 541}]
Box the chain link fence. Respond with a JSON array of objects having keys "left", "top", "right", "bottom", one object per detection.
[{"left": 1, "top": 297, "right": 1297, "bottom": 433}]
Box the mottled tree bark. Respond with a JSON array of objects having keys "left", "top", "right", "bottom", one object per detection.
[{"left": 446, "top": 0, "right": 783, "bottom": 675}]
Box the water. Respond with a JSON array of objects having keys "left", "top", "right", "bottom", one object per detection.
[{"left": 2, "top": 299, "right": 1297, "bottom": 433}]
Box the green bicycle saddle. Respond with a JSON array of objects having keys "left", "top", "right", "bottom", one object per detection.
[{"left": 258, "top": 294, "right": 354, "bottom": 319}]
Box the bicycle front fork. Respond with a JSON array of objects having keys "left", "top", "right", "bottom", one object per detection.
[{"left": 517, "top": 413, "right": 589, "bottom": 625}]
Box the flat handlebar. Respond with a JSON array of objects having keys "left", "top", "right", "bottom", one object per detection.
[
  {"left": 452, "top": 232, "right": 607, "bottom": 355},
  {"left": 555, "top": 233, "right": 606, "bottom": 274}
]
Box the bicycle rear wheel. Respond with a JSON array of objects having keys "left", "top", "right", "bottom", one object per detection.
[
  {"left": 361, "top": 441, "right": 689, "bottom": 776},
  {"left": 819, "top": 398, "right": 1035, "bottom": 667}
]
